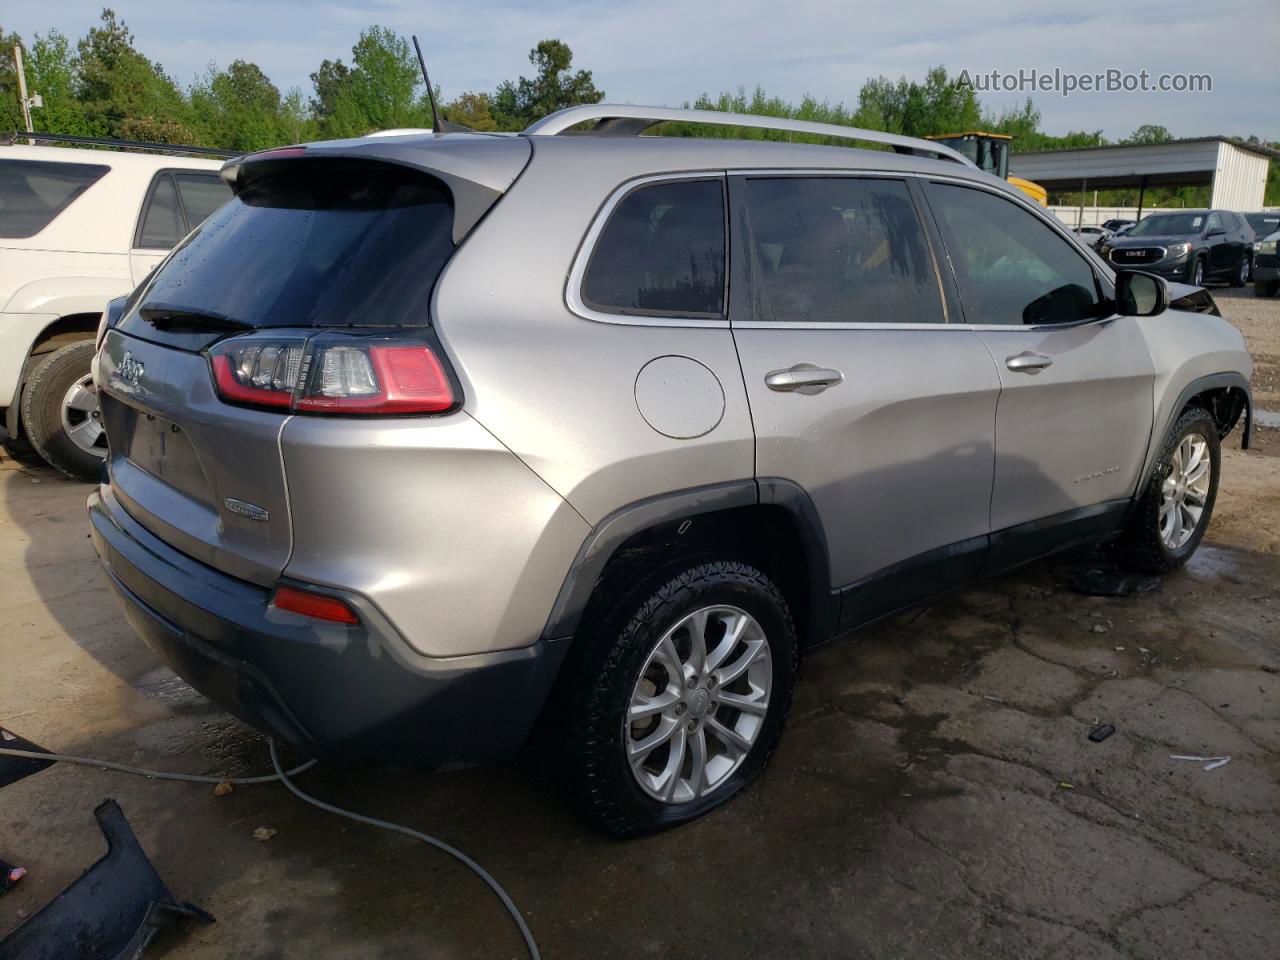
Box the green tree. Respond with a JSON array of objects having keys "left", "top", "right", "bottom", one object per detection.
[
  {"left": 851, "top": 66, "right": 982, "bottom": 137},
  {"left": 443, "top": 91, "right": 498, "bottom": 131},
  {"left": 190, "top": 59, "right": 289, "bottom": 151},
  {"left": 76, "top": 8, "right": 193, "bottom": 142},
  {"left": 1122, "top": 124, "right": 1174, "bottom": 144},
  {"left": 309, "top": 58, "right": 349, "bottom": 120},
  {"left": 313, "top": 27, "right": 427, "bottom": 138},
  {"left": 278, "top": 87, "right": 314, "bottom": 144},
  {"left": 491, "top": 39, "right": 604, "bottom": 130},
  {"left": 28, "top": 30, "right": 99, "bottom": 136},
  {"left": 0, "top": 25, "right": 26, "bottom": 133}
]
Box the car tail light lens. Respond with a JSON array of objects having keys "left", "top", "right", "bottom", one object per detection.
[
  {"left": 208, "top": 334, "right": 457, "bottom": 416},
  {"left": 271, "top": 585, "right": 359, "bottom": 624},
  {"left": 96, "top": 295, "right": 129, "bottom": 353}
]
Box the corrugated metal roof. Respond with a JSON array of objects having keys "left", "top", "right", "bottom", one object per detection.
[{"left": 1014, "top": 136, "right": 1280, "bottom": 161}]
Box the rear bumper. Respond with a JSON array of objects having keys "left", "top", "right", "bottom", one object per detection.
[
  {"left": 1255, "top": 262, "right": 1279, "bottom": 283},
  {"left": 89, "top": 486, "right": 568, "bottom": 769}
]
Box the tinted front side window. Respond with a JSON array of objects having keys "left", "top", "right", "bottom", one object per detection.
[
  {"left": 582, "top": 178, "right": 725, "bottom": 317},
  {"left": 928, "top": 183, "right": 1100, "bottom": 326},
  {"left": 0, "top": 159, "right": 108, "bottom": 238},
  {"left": 129, "top": 159, "right": 454, "bottom": 329},
  {"left": 744, "top": 177, "right": 943, "bottom": 324},
  {"left": 138, "top": 175, "right": 184, "bottom": 248}
]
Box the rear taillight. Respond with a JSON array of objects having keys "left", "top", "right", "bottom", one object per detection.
[
  {"left": 96, "top": 296, "right": 129, "bottom": 354},
  {"left": 271, "top": 585, "right": 359, "bottom": 624},
  {"left": 208, "top": 334, "right": 457, "bottom": 416}
]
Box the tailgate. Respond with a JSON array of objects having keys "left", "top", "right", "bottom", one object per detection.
[{"left": 97, "top": 329, "right": 292, "bottom": 586}]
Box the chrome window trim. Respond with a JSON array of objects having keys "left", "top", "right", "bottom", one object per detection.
[
  {"left": 567, "top": 166, "right": 1120, "bottom": 332},
  {"left": 916, "top": 172, "right": 1127, "bottom": 333},
  {"left": 730, "top": 169, "right": 954, "bottom": 327},
  {"left": 565, "top": 171, "right": 730, "bottom": 328}
]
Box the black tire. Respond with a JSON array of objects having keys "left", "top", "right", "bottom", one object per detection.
[
  {"left": 1186, "top": 257, "right": 1205, "bottom": 286},
  {"left": 1256, "top": 279, "right": 1279, "bottom": 298},
  {"left": 1229, "top": 255, "right": 1249, "bottom": 288},
  {"left": 20, "top": 340, "right": 105, "bottom": 480},
  {"left": 1116, "top": 407, "right": 1220, "bottom": 574},
  {"left": 566, "top": 557, "right": 798, "bottom": 837}
]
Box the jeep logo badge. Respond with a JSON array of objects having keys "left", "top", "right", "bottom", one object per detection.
[{"left": 118, "top": 352, "right": 145, "bottom": 386}]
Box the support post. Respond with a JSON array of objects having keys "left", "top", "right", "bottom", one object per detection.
[
  {"left": 13, "top": 45, "right": 33, "bottom": 135},
  {"left": 1077, "top": 179, "right": 1086, "bottom": 229},
  {"left": 1136, "top": 176, "right": 1147, "bottom": 221}
]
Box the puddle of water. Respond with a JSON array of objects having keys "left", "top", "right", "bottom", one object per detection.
[{"left": 1184, "top": 545, "right": 1245, "bottom": 582}]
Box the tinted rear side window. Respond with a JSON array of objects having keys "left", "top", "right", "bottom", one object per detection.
[
  {"left": 175, "top": 173, "right": 231, "bottom": 228},
  {"left": 582, "top": 178, "right": 726, "bottom": 317},
  {"left": 743, "top": 177, "right": 943, "bottom": 324},
  {"left": 132, "top": 159, "right": 454, "bottom": 329},
  {"left": 138, "top": 175, "right": 184, "bottom": 248},
  {"left": 0, "top": 159, "right": 109, "bottom": 238}
]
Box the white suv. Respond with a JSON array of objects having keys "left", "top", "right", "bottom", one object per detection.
[{"left": 0, "top": 139, "right": 231, "bottom": 477}]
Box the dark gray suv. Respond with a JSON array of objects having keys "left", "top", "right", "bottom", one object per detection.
[
  {"left": 89, "top": 105, "right": 1254, "bottom": 835},
  {"left": 1101, "top": 209, "right": 1254, "bottom": 287}
]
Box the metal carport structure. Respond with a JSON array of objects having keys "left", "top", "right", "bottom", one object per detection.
[{"left": 1009, "top": 138, "right": 1276, "bottom": 216}]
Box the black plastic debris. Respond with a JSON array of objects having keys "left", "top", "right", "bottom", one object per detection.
[
  {"left": 0, "top": 728, "right": 53, "bottom": 789},
  {"left": 1071, "top": 567, "right": 1161, "bottom": 598},
  {"left": 0, "top": 800, "right": 214, "bottom": 960},
  {"left": 1088, "top": 723, "right": 1117, "bottom": 743}
]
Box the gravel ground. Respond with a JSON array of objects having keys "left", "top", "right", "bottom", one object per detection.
[
  {"left": 0, "top": 297, "right": 1277, "bottom": 959},
  {"left": 1214, "top": 287, "right": 1280, "bottom": 450}
]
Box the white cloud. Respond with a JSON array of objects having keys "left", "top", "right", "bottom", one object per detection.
[{"left": 8, "top": 0, "right": 1279, "bottom": 139}]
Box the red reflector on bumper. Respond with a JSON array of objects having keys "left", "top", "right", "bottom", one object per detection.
[{"left": 271, "top": 586, "right": 359, "bottom": 624}]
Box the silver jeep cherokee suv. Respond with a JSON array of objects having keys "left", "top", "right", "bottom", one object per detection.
[{"left": 89, "top": 105, "right": 1253, "bottom": 835}]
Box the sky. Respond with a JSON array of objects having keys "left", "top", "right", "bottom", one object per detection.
[{"left": 6, "top": 0, "right": 1279, "bottom": 141}]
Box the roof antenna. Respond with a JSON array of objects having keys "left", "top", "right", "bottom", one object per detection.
[{"left": 413, "top": 35, "right": 469, "bottom": 134}]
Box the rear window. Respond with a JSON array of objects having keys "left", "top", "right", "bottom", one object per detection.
[
  {"left": 132, "top": 159, "right": 454, "bottom": 329},
  {"left": 0, "top": 159, "right": 109, "bottom": 238},
  {"left": 1246, "top": 213, "right": 1280, "bottom": 237},
  {"left": 582, "top": 178, "right": 726, "bottom": 318}
]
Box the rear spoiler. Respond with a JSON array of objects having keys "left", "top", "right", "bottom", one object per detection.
[{"left": 220, "top": 135, "right": 531, "bottom": 244}]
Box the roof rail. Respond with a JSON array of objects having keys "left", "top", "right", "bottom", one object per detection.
[
  {"left": 3, "top": 130, "right": 239, "bottom": 159},
  {"left": 523, "top": 105, "right": 975, "bottom": 166}
]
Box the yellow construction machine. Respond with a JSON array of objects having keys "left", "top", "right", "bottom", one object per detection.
[{"left": 924, "top": 131, "right": 1048, "bottom": 206}]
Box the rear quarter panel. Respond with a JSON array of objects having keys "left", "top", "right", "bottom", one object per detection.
[
  {"left": 431, "top": 139, "right": 755, "bottom": 526},
  {"left": 279, "top": 412, "right": 589, "bottom": 657}
]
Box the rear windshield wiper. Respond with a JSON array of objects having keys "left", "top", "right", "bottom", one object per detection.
[{"left": 138, "top": 303, "right": 252, "bottom": 334}]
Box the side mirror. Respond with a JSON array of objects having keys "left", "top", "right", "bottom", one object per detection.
[
  {"left": 1115, "top": 270, "right": 1169, "bottom": 316},
  {"left": 1207, "top": 227, "right": 1226, "bottom": 237}
]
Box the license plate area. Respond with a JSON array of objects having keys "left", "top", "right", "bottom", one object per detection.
[{"left": 118, "top": 404, "right": 209, "bottom": 502}]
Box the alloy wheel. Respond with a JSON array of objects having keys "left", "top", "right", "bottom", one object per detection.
[
  {"left": 1160, "top": 432, "right": 1211, "bottom": 550},
  {"left": 59, "top": 374, "right": 106, "bottom": 457},
  {"left": 625, "top": 605, "right": 772, "bottom": 804}
]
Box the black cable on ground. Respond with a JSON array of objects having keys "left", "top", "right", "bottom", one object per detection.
[
  {"left": 0, "top": 741, "right": 541, "bottom": 960},
  {"left": 267, "top": 740, "right": 540, "bottom": 960}
]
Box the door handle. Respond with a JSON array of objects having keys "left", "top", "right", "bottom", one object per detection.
[
  {"left": 764, "top": 363, "right": 844, "bottom": 394},
  {"left": 1005, "top": 352, "right": 1053, "bottom": 374}
]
